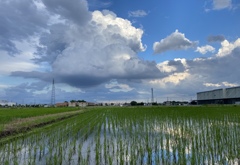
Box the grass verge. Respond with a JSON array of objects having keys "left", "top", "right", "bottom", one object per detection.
[{"left": 0, "top": 109, "right": 88, "bottom": 139}]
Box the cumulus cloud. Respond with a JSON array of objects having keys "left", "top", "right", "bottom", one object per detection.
[
  {"left": 156, "top": 58, "right": 187, "bottom": 73},
  {"left": 152, "top": 58, "right": 189, "bottom": 87},
  {"left": 105, "top": 79, "right": 134, "bottom": 92},
  {"left": 157, "top": 61, "right": 177, "bottom": 73},
  {"left": 187, "top": 39, "right": 240, "bottom": 88},
  {"left": 0, "top": 38, "right": 39, "bottom": 75},
  {"left": 4, "top": 0, "right": 163, "bottom": 89},
  {"left": 153, "top": 30, "right": 198, "bottom": 54},
  {"left": 0, "top": 0, "right": 48, "bottom": 56},
  {"left": 150, "top": 72, "right": 190, "bottom": 85},
  {"left": 1, "top": 0, "right": 240, "bottom": 104},
  {"left": 42, "top": 0, "right": 91, "bottom": 25},
  {"left": 150, "top": 38, "right": 240, "bottom": 99},
  {"left": 195, "top": 45, "right": 215, "bottom": 54},
  {"left": 128, "top": 10, "right": 148, "bottom": 17},
  {"left": 45, "top": 9, "right": 160, "bottom": 87},
  {"left": 207, "top": 35, "right": 225, "bottom": 42},
  {"left": 216, "top": 39, "right": 240, "bottom": 57}
]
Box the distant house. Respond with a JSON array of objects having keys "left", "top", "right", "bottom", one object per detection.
[
  {"left": 78, "top": 102, "right": 88, "bottom": 107},
  {"left": 68, "top": 102, "right": 77, "bottom": 107},
  {"left": 0, "top": 100, "right": 16, "bottom": 107},
  {"left": 68, "top": 101, "right": 88, "bottom": 107},
  {"left": 56, "top": 102, "right": 68, "bottom": 107},
  {"left": 87, "top": 102, "right": 95, "bottom": 106}
]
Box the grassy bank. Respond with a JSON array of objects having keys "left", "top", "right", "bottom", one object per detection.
[{"left": 0, "top": 107, "right": 82, "bottom": 138}]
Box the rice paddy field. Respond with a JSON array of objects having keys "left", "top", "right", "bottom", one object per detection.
[{"left": 0, "top": 106, "right": 240, "bottom": 165}]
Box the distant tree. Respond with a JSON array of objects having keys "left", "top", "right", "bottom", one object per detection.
[
  {"left": 78, "top": 100, "right": 86, "bottom": 102},
  {"left": 152, "top": 102, "right": 158, "bottom": 106},
  {"left": 189, "top": 100, "right": 197, "bottom": 105},
  {"left": 70, "top": 100, "right": 76, "bottom": 103},
  {"left": 137, "top": 102, "right": 144, "bottom": 106},
  {"left": 130, "top": 101, "right": 137, "bottom": 106}
]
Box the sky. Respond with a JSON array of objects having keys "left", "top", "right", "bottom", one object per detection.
[{"left": 0, "top": 0, "right": 240, "bottom": 104}]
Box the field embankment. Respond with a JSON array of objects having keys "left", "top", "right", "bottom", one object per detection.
[{"left": 0, "top": 107, "right": 86, "bottom": 138}]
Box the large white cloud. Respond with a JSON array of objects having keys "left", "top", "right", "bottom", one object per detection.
[
  {"left": 153, "top": 30, "right": 198, "bottom": 54},
  {"left": 91, "top": 10, "right": 146, "bottom": 52},
  {"left": 0, "top": 0, "right": 164, "bottom": 104},
  {"left": 46, "top": 9, "right": 158, "bottom": 87},
  {"left": 5, "top": 0, "right": 161, "bottom": 88}
]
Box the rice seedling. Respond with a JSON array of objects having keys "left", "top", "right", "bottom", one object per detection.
[{"left": 0, "top": 106, "right": 240, "bottom": 164}]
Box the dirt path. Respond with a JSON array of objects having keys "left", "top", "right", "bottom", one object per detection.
[{"left": 0, "top": 109, "right": 86, "bottom": 138}]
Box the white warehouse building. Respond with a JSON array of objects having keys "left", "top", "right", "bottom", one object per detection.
[{"left": 197, "top": 86, "right": 240, "bottom": 104}]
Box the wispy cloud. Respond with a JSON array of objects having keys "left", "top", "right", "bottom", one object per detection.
[
  {"left": 203, "top": 82, "right": 221, "bottom": 87},
  {"left": 205, "top": 0, "right": 232, "bottom": 11},
  {"left": 84, "top": 0, "right": 112, "bottom": 10},
  {"left": 128, "top": 10, "right": 148, "bottom": 17},
  {"left": 212, "top": 0, "right": 232, "bottom": 10}
]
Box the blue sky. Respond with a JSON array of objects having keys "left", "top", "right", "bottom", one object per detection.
[
  {"left": 0, "top": 0, "right": 240, "bottom": 104},
  {"left": 106, "top": 0, "right": 239, "bottom": 59}
]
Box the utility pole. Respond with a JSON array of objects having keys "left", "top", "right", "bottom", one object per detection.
[
  {"left": 151, "top": 88, "right": 154, "bottom": 103},
  {"left": 51, "top": 79, "right": 55, "bottom": 106}
]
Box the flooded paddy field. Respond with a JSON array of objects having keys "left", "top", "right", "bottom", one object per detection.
[{"left": 0, "top": 106, "right": 240, "bottom": 165}]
